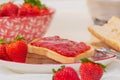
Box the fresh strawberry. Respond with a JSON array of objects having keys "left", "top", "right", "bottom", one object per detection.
[
  {"left": 40, "top": 8, "right": 49, "bottom": 15},
  {"left": 0, "top": 2, "right": 19, "bottom": 17},
  {"left": 6, "top": 36, "right": 28, "bottom": 63},
  {"left": 18, "top": 3, "right": 32, "bottom": 16},
  {"left": 19, "top": 3, "right": 41, "bottom": 16},
  {"left": 32, "top": 5, "right": 41, "bottom": 15},
  {"left": 0, "top": 39, "right": 6, "bottom": 58},
  {"left": 53, "top": 66, "right": 80, "bottom": 80},
  {"left": 79, "top": 58, "right": 106, "bottom": 80},
  {"left": 0, "top": 39, "right": 11, "bottom": 61}
]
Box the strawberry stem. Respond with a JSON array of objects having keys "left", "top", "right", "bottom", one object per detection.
[
  {"left": 52, "top": 65, "right": 65, "bottom": 74},
  {"left": 0, "top": 39, "right": 5, "bottom": 44},
  {"left": 80, "top": 58, "right": 93, "bottom": 63},
  {"left": 24, "top": 0, "right": 46, "bottom": 8},
  {"left": 97, "top": 63, "right": 106, "bottom": 71},
  {"left": 52, "top": 69, "right": 57, "bottom": 73},
  {"left": 15, "top": 35, "right": 25, "bottom": 41},
  {"left": 58, "top": 65, "right": 65, "bottom": 71}
]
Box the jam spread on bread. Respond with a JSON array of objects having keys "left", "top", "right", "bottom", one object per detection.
[{"left": 31, "top": 36, "right": 90, "bottom": 57}]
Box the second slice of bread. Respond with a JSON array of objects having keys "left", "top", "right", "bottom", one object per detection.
[{"left": 88, "top": 17, "right": 120, "bottom": 51}]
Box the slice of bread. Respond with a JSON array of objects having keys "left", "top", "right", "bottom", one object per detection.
[
  {"left": 28, "top": 44, "right": 94, "bottom": 64},
  {"left": 88, "top": 16, "right": 120, "bottom": 51},
  {"left": 27, "top": 36, "right": 94, "bottom": 64},
  {"left": 89, "top": 36, "right": 111, "bottom": 48}
]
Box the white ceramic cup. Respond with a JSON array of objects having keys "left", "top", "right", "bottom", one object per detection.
[{"left": 87, "top": 0, "right": 120, "bottom": 25}]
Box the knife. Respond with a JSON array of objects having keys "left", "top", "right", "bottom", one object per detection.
[{"left": 95, "top": 48, "right": 120, "bottom": 59}]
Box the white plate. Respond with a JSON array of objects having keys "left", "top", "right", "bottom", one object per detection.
[
  {"left": 0, "top": 73, "right": 120, "bottom": 80},
  {"left": 0, "top": 60, "right": 81, "bottom": 74},
  {"left": 0, "top": 69, "right": 120, "bottom": 80},
  {"left": 0, "top": 53, "right": 116, "bottom": 74}
]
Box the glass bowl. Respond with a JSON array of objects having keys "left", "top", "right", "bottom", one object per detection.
[{"left": 0, "top": 8, "right": 55, "bottom": 42}]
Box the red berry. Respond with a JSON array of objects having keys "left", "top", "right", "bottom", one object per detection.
[
  {"left": 6, "top": 36, "right": 28, "bottom": 63},
  {"left": 32, "top": 6, "right": 40, "bottom": 15},
  {"left": 0, "top": 2, "right": 19, "bottom": 17},
  {"left": 79, "top": 58, "right": 105, "bottom": 80},
  {"left": 19, "top": 3, "right": 41, "bottom": 16},
  {"left": 40, "top": 8, "right": 49, "bottom": 15},
  {"left": 0, "top": 39, "right": 11, "bottom": 61},
  {"left": 53, "top": 66, "right": 80, "bottom": 80},
  {"left": 0, "top": 44, "right": 6, "bottom": 59},
  {"left": 18, "top": 3, "right": 33, "bottom": 16}
]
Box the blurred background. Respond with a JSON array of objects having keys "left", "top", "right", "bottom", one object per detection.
[
  {"left": 42, "top": 0, "right": 93, "bottom": 42},
  {"left": 1, "top": 0, "right": 93, "bottom": 42}
]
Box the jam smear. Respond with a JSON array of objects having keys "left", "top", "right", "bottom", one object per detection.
[{"left": 31, "top": 36, "right": 90, "bottom": 57}]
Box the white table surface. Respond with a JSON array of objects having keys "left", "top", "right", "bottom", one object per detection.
[
  {"left": 43, "top": 0, "right": 93, "bottom": 42},
  {"left": 1, "top": 0, "right": 120, "bottom": 80}
]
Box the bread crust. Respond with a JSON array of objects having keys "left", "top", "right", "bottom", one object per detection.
[{"left": 28, "top": 44, "right": 94, "bottom": 64}]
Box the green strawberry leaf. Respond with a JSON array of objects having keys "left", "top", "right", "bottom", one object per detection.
[
  {"left": 58, "top": 65, "right": 65, "bottom": 71},
  {"left": 52, "top": 68, "right": 57, "bottom": 73},
  {"left": 40, "top": 4, "right": 47, "bottom": 9},
  {"left": 0, "top": 39, "right": 5, "bottom": 44},
  {"left": 97, "top": 63, "right": 106, "bottom": 71},
  {"left": 52, "top": 65, "right": 65, "bottom": 74},
  {"left": 24, "top": 0, "right": 36, "bottom": 5},
  {"left": 15, "top": 35, "right": 25, "bottom": 41},
  {"left": 81, "top": 58, "right": 106, "bottom": 71},
  {"left": 24, "top": 0, "right": 46, "bottom": 8},
  {"left": 80, "top": 58, "right": 93, "bottom": 63},
  {"left": 34, "top": 0, "right": 42, "bottom": 6}
]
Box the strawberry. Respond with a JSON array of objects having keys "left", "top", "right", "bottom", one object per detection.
[
  {"left": 40, "top": 8, "right": 49, "bottom": 15},
  {"left": 32, "top": 5, "right": 41, "bottom": 15},
  {"left": 19, "top": 3, "right": 41, "bottom": 16},
  {"left": 6, "top": 36, "right": 28, "bottom": 63},
  {"left": 19, "top": 0, "right": 50, "bottom": 16},
  {"left": 18, "top": 3, "right": 33, "bottom": 16},
  {"left": 79, "top": 58, "right": 106, "bottom": 80},
  {"left": 53, "top": 66, "right": 80, "bottom": 80},
  {"left": 0, "top": 2, "right": 19, "bottom": 17},
  {"left": 0, "top": 39, "right": 11, "bottom": 61}
]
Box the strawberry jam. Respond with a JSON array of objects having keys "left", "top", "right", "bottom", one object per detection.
[{"left": 31, "top": 36, "right": 90, "bottom": 57}]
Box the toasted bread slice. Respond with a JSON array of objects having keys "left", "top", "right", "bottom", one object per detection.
[
  {"left": 28, "top": 44, "right": 94, "bottom": 64},
  {"left": 28, "top": 36, "right": 94, "bottom": 64},
  {"left": 88, "top": 16, "right": 120, "bottom": 51}
]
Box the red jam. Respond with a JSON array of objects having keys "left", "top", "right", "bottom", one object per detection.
[{"left": 31, "top": 36, "right": 90, "bottom": 57}]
